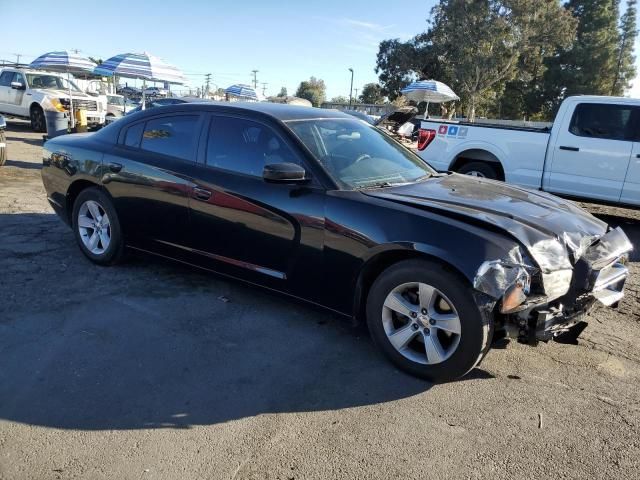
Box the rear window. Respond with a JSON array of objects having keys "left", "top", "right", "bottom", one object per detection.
[
  {"left": 140, "top": 115, "right": 199, "bottom": 161},
  {"left": 568, "top": 103, "right": 636, "bottom": 141}
]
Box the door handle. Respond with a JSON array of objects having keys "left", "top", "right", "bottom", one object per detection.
[
  {"left": 193, "top": 187, "right": 212, "bottom": 201},
  {"left": 559, "top": 146, "right": 580, "bottom": 152},
  {"left": 108, "top": 162, "right": 123, "bottom": 172},
  {"left": 636, "top": 153, "right": 640, "bottom": 158}
]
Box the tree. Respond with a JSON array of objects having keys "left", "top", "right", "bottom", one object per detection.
[
  {"left": 546, "top": 0, "right": 621, "bottom": 106},
  {"left": 88, "top": 56, "right": 103, "bottom": 65},
  {"left": 359, "top": 83, "right": 385, "bottom": 104},
  {"left": 330, "top": 95, "right": 349, "bottom": 103},
  {"left": 499, "top": 0, "right": 577, "bottom": 119},
  {"left": 295, "top": 77, "right": 326, "bottom": 107},
  {"left": 276, "top": 86, "right": 288, "bottom": 97},
  {"left": 375, "top": 39, "right": 418, "bottom": 100},
  {"left": 612, "top": 0, "right": 638, "bottom": 95}
]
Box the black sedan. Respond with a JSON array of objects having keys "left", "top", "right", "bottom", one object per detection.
[{"left": 41, "top": 102, "right": 632, "bottom": 381}]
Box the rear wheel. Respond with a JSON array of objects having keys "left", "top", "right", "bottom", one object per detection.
[
  {"left": 72, "top": 187, "right": 124, "bottom": 265},
  {"left": 366, "top": 259, "right": 492, "bottom": 382},
  {"left": 457, "top": 161, "right": 499, "bottom": 180},
  {"left": 0, "top": 130, "right": 6, "bottom": 166}
]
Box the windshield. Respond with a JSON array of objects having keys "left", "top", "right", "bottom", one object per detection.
[
  {"left": 107, "top": 95, "right": 125, "bottom": 106},
  {"left": 287, "top": 118, "right": 434, "bottom": 189},
  {"left": 26, "top": 74, "right": 82, "bottom": 92}
]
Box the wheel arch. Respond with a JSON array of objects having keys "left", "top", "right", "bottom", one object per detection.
[
  {"left": 29, "top": 101, "right": 44, "bottom": 113},
  {"left": 352, "top": 245, "right": 474, "bottom": 323},
  {"left": 66, "top": 179, "right": 102, "bottom": 222},
  {"left": 448, "top": 145, "right": 506, "bottom": 180}
]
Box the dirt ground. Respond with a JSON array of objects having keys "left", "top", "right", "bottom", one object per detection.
[{"left": 1, "top": 120, "right": 639, "bottom": 480}]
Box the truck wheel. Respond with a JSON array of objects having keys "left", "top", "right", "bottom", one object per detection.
[
  {"left": 30, "top": 105, "right": 46, "bottom": 133},
  {"left": 366, "top": 259, "right": 492, "bottom": 382},
  {"left": 458, "top": 161, "right": 500, "bottom": 180},
  {"left": 0, "top": 130, "right": 6, "bottom": 166}
]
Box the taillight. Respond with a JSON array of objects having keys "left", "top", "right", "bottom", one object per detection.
[{"left": 417, "top": 129, "right": 436, "bottom": 151}]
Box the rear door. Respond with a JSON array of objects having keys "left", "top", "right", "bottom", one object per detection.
[
  {"left": 546, "top": 102, "right": 635, "bottom": 202},
  {"left": 102, "top": 113, "right": 204, "bottom": 254},
  {"left": 187, "top": 113, "right": 327, "bottom": 295}
]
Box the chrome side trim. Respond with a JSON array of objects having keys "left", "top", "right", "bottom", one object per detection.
[{"left": 154, "top": 239, "right": 287, "bottom": 280}]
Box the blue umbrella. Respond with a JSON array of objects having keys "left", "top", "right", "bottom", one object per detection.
[
  {"left": 225, "top": 84, "right": 258, "bottom": 101},
  {"left": 94, "top": 52, "right": 187, "bottom": 108}
]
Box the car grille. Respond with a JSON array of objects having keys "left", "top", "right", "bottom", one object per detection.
[{"left": 73, "top": 99, "right": 98, "bottom": 111}]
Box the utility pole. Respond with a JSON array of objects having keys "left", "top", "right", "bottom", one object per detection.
[
  {"left": 13, "top": 53, "right": 21, "bottom": 65},
  {"left": 348, "top": 68, "right": 354, "bottom": 108},
  {"left": 251, "top": 70, "right": 259, "bottom": 89},
  {"left": 261, "top": 82, "right": 268, "bottom": 97},
  {"left": 354, "top": 88, "right": 358, "bottom": 104},
  {"left": 204, "top": 73, "right": 212, "bottom": 97}
]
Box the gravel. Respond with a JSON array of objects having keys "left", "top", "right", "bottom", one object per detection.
[{"left": 1, "top": 120, "right": 639, "bottom": 480}]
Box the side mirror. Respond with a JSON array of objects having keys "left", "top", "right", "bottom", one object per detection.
[
  {"left": 263, "top": 163, "right": 307, "bottom": 183},
  {"left": 11, "top": 81, "right": 25, "bottom": 90}
]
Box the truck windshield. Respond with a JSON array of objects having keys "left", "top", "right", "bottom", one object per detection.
[
  {"left": 107, "top": 96, "right": 125, "bottom": 106},
  {"left": 287, "top": 118, "right": 434, "bottom": 189},
  {"left": 26, "top": 74, "right": 82, "bottom": 92}
]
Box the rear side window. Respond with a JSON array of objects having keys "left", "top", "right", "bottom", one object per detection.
[
  {"left": 139, "top": 115, "right": 199, "bottom": 161},
  {"left": 124, "top": 122, "right": 144, "bottom": 148},
  {"left": 206, "top": 116, "right": 299, "bottom": 177},
  {"left": 568, "top": 103, "right": 635, "bottom": 141}
]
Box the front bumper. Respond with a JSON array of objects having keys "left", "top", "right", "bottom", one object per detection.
[{"left": 509, "top": 227, "right": 632, "bottom": 344}]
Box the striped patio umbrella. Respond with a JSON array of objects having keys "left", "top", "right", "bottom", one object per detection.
[
  {"left": 225, "top": 84, "right": 258, "bottom": 101},
  {"left": 30, "top": 51, "right": 97, "bottom": 129},
  {"left": 400, "top": 80, "right": 459, "bottom": 103},
  {"left": 94, "top": 52, "right": 187, "bottom": 84},
  {"left": 30, "top": 50, "right": 97, "bottom": 73},
  {"left": 94, "top": 52, "right": 187, "bottom": 109}
]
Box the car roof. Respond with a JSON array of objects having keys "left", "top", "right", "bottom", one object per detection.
[{"left": 122, "top": 101, "right": 353, "bottom": 122}]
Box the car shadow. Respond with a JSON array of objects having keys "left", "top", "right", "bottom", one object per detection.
[
  {"left": 5, "top": 135, "right": 44, "bottom": 147},
  {"left": 4, "top": 159, "right": 42, "bottom": 170},
  {"left": 0, "top": 213, "right": 493, "bottom": 431}
]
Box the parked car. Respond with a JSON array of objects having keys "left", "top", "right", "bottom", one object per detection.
[
  {"left": 417, "top": 95, "right": 640, "bottom": 207},
  {"left": 124, "top": 97, "right": 209, "bottom": 116},
  {"left": 41, "top": 103, "right": 632, "bottom": 381},
  {"left": 0, "top": 67, "right": 106, "bottom": 132},
  {"left": 0, "top": 115, "right": 6, "bottom": 166},
  {"left": 143, "top": 86, "right": 169, "bottom": 97},
  {"left": 106, "top": 94, "right": 126, "bottom": 118},
  {"left": 117, "top": 86, "right": 141, "bottom": 97}
]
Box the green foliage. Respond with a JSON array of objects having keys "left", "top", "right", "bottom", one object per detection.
[
  {"left": 277, "top": 87, "right": 288, "bottom": 98},
  {"left": 295, "top": 77, "right": 326, "bottom": 107},
  {"left": 330, "top": 95, "right": 349, "bottom": 103},
  {"left": 359, "top": 83, "right": 385, "bottom": 104},
  {"left": 375, "top": 0, "right": 637, "bottom": 121}
]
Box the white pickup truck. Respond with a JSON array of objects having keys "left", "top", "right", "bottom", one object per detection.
[
  {"left": 0, "top": 67, "right": 105, "bottom": 132},
  {"left": 417, "top": 96, "right": 640, "bottom": 207}
]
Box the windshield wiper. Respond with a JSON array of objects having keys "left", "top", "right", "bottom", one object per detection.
[{"left": 354, "top": 181, "right": 397, "bottom": 190}]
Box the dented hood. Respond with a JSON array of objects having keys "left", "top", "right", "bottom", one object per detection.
[{"left": 363, "top": 173, "right": 607, "bottom": 271}]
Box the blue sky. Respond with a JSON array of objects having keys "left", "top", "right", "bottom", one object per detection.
[
  {"left": 2, "top": 0, "right": 639, "bottom": 98},
  {"left": 0, "top": 0, "right": 431, "bottom": 98}
]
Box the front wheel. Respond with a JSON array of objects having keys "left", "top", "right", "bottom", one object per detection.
[
  {"left": 366, "top": 259, "right": 492, "bottom": 382},
  {"left": 457, "top": 161, "right": 499, "bottom": 180},
  {"left": 30, "top": 105, "right": 46, "bottom": 133},
  {"left": 72, "top": 187, "right": 124, "bottom": 265}
]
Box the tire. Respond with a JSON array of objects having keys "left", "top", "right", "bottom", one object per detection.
[
  {"left": 0, "top": 130, "right": 6, "bottom": 166},
  {"left": 366, "top": 259, "right": 492, "bottom": 382},
  {"left": 72, "top": 187, "right": 124, "bottom": 266},
  {"left": 457, "top": 161, "right": 499, "bottom": 180},
  {"left": 30, "top": 105, "right": 46, "bottom": 133}
]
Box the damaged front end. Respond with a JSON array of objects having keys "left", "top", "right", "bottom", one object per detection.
[{"left": 473, "top": 227, "right": 632, "bottom": 345}]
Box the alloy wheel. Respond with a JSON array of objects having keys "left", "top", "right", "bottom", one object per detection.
[
  {"left": 77, "top": 200, "right": 111, "bottom": 255},
  {"left": 382, "top": 282, "right": 462, "bottom": 365}
]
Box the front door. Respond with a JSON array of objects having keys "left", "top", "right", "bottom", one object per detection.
[
  {"left": 188, "top": 114, "right": 326, "bottom": 295},
  {"left": 546, "top": 102, "right": 635, "bottom": 202},
  {"left": 622, "top": 141, "right": 640, "bottom": 206}
]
